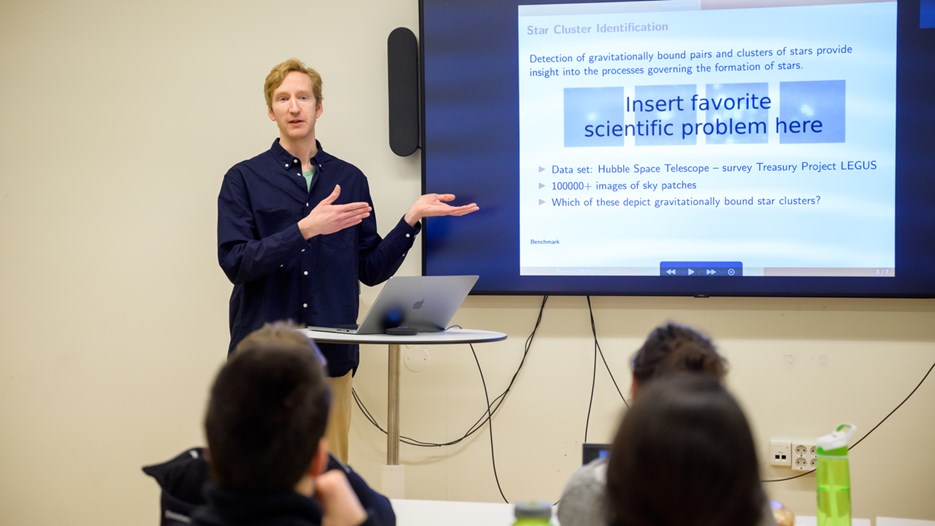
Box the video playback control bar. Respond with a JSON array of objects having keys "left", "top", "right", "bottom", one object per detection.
[{"left": 660, "top": 262, "right": 743, "bottom": 277}]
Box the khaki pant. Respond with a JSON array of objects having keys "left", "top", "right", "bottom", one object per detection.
[{"left": 325, "top": 371, "right": 353, "bottom": 463}]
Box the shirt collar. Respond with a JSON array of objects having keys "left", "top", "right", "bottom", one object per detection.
[{"left": 270, "top": 138, "right": 331, "bottom": 174}]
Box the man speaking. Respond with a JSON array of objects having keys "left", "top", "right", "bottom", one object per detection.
[{"left": 217, "top": 58, "right": 478, "bottom": 462}]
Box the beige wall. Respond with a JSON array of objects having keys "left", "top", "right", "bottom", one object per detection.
[{"left": 0, "top": 0, "right": 932, "bottom": 524}]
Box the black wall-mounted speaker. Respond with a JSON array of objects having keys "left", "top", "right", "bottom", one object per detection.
[{"left": 387, "top": 27, "right": 420, "bottom": 156}]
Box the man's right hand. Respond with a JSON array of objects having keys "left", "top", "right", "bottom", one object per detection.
[{"left": 298, "top": 185, "right": 372, "bottom": 240}]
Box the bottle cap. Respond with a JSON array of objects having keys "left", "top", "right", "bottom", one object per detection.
[
  {"left": 514, "top": 500, "right": 552, "bottom": 519},
  {"left": 817, "top": 423, "right": 857, "bottom": 453}
]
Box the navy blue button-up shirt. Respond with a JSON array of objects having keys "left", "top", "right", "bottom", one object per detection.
[{"left": 218, "top": 139, "right": 420, "bottom": 376}]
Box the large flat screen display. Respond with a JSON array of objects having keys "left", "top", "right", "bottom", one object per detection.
[{"left": 420, "top": 0, "right": 935, "bottom": 297}]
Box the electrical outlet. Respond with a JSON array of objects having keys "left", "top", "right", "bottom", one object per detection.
[
  {"left": 791, "top": 440, "right": 817, "bottom": 472},
  {"left": 768, "top": 439, "right": 792, "bottom": 467}
]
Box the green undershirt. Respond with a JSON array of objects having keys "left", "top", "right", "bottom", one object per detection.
[{"left": 303, "top": 167, "right": 315, "bottom": 191}]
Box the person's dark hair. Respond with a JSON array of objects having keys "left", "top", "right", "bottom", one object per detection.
[
  {"left": 631, "top": 322, "right": 727, "bottom": 386},
  {"left": 204, "top": 322, "right": 331, "bottom": 492},
  {"left": 605, "top": 375, "right": 765, "bottom": 526}
]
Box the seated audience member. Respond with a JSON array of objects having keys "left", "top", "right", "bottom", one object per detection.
[
  {"left": 143, "top": 447, "right": 393, "bottom": 526},
  {"left": 557, "top": 322, "right": 729, "bottom": 526},
  {"left": 628, "top": 322, "right": 727, "bottom": 391},
  {"left": 605, "top": 375, "right": 766, "bottom": 526},
  {"left": 143, "top": 325, "right": 393, "bottom": 525},
  {"left": 190, "top": 322, "right": 387, "bottom": 526}
]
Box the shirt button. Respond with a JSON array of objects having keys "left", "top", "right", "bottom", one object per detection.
[
  {"left": 303, "top": 303, "right": 308, "bottom": 308},
  {"left": 297, "top": 172, "right": 302, "bottom": 177},
  {"left": 293, "top": 159, "right": 298, "bottom": 164},
  {"left": 280, "top": 264, "right": 284, "bottom": 268},
  {"left": 405, "top": 233, "right": 411, "bottom": 238},
  {"left": 284, "top": 163, "right": 289, "bottom": 168},
  {"left": 303, "top": 271, "right": 309, "bottom": 275}
]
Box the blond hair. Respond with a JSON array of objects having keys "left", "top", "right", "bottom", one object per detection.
[{"left": 264, "top": 58, "right": 323, "bottom": 112}]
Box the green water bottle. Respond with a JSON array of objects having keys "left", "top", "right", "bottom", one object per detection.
[
  {"left": 816, "top": 423, "right": 857, "bottom": 526},
  {"left": 513, "top": 500, "right": 553, "bottom": 526}
]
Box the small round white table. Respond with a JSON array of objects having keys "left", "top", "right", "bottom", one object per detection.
[{"left": 301, "top": 328, "right": 507, "bottom": 497}]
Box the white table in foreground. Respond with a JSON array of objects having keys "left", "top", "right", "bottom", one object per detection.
[
  {"left": 795, "top": 517, "right": 870, "bottom": 526},
  {"left": 302, "top": 328, "right": 507, "bottom": 497},
  {"left": 390, "top": 501, "right": 883, "bottom": 526},
  {"left": 391, "top": 499, "right": 552, "bottom": 526}
]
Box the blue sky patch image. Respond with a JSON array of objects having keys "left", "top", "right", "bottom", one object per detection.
[
  {"left": 633, "top": 84, "right": 697, "bottom": 146},
  {"left": 705, "top": 82, "right": 769, "bottom": 145},
  {"left": 922, "top": 0, "right": 935, "bottom": 28},
  {"left": 564, "top": 87, "right": 625, "bottom": 147},
  {"left": 778, "top": 80, "right": 846, "bottom": 144}
]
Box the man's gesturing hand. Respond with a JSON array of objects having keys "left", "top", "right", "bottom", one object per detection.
[
  {"left": 404, "top": 193, "right": 479, "bottom": 226},
  {"left": 298, "top": 185, "right": 372, "bottom": 240}
]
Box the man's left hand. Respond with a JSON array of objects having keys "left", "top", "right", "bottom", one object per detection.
[{"left": 404, "top": 193, "right": 479, "bottom": 226}]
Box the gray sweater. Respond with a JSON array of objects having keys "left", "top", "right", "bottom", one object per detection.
[{"left": 556, "top": 458, "right": 780, "bottom": 526}]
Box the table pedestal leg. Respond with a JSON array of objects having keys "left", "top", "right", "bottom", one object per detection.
[
  {"left": 387, "top": 343, "right": 400, "bottom": 465},
  {"left": 382, "top": 343, "right": 405, "bottom": 498}
]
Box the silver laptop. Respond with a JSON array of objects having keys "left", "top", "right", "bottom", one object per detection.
[{"left": 307, "top": 275, "right": 478, "bottom": 335}]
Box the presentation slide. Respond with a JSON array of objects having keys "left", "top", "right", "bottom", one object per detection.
[{"left": 517, "top": 0, "right": 896, "bottom": 278}]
